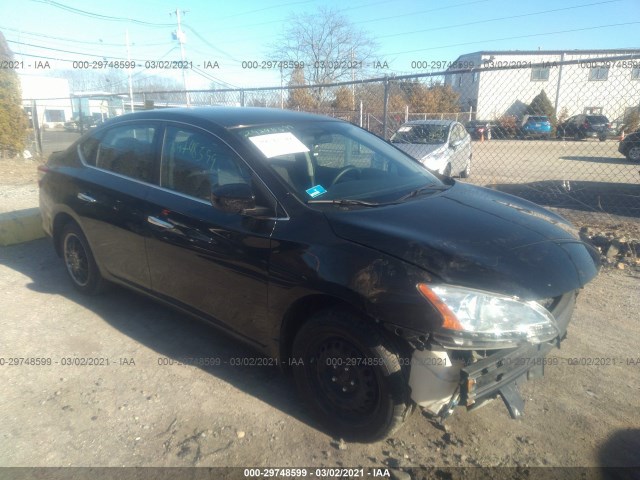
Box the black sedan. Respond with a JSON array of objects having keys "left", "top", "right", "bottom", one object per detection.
[
  {"left": 39, "top": 108, "right": 599, "bottom": 441},
  {"left": 618, "top": 129, "right": 640, "bottom": 161}
]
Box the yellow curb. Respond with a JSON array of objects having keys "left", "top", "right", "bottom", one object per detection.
[{"left": 0, "top": 208, "right": 45, "bottom": 246}]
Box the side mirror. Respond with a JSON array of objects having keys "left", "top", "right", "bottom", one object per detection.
[
  {"left": 210, "top": 183, "right": 255, "bottom": 214},
  {"left": 450, "top": 139, "right": 462, "bottom": 149}
]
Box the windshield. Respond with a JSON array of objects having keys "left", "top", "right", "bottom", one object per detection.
[
  {"left": 390, "top": 124, "right": 449, "bottom": 145},
  {"left": 526, "top": 116, "right": 548, "bottom": 123},
  {"left": 234, "top": 121, "right": 444, "bottom": 204}
]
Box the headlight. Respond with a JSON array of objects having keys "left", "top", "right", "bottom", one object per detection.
[{"left": 417, "top": 283, "right": 559, "bottom": 349}]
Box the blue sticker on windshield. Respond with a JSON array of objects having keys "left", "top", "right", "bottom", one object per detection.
[{"left": 306, "top": 185, "right": 327, "bottom": 198}]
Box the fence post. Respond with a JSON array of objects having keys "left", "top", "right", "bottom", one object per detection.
[
  {"left": 360, "top": 100, "right": 363, "bottom": 128},
  {"left": 31, "top": 100, "right": 42, "bottom": 158},
  {"left": 382, "top": 76, "right": 389, "bottom": 139},
  {"left": 240, "top": 90, "right": 245, "bottom": 107}
]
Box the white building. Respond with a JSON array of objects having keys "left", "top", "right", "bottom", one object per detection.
[
  {"left": 445, "top": 49, "right": 640, "bottom": 123},
  {"left": 19, "top": 74, "right": 73, "bottom": 129}
]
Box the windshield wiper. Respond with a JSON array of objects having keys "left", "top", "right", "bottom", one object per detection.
[
  {"left": 307, "top": 198, "right": 383, "bottom": 207},
  {"left": 396, "top": 183, "right": 448, "bottom": 202}
]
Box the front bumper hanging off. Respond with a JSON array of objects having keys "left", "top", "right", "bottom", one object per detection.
[{"left": 408, "top": 291, "right": 576, "bottom": 420}]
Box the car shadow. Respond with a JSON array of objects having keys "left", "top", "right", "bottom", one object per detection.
[
  {"left": 560, "top": 155, "right": 633, "bottom": 165},
  {"left": 0, "top": 238, "right": 317, "bottom": 434},
  {"left": 597, "top": 428, "right": 640, "bottom": 478},
  {"left": 488, "top": 180, "right": 640, "bottom": 218}
]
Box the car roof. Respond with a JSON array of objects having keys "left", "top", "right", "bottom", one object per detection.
[
  {"left": 402, "top": 120, "right": 456, "bottom": 126},
  {"left": 105, "top": 107, "right": 343, "bottom": 129}
]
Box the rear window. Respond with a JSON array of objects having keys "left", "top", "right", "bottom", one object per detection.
[
  {"left": 586, "top": 115, "right": 609, "bottom": 123},
  {"left": 527, "top": 116, "right": 548, "bottom": 122}
]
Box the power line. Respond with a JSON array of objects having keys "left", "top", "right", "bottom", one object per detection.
[
  {"left": 7, "top": 39, "right": 149, "bottom": 62},
  {"left": 376, "top": 0, "right": 621, "bottom": 39},
  {"left": 384, "top": 21, "right": 640, "bottom": 56},
  {"left": 30, "top": 0, "right": 175, "bottom": 27},
  {"left": 0, "top": 25, "right": 171, "bottom": 47}
]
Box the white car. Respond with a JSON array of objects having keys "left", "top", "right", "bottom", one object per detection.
[{"left": 390, "top": 120, "right": 472, "bottom": 178}]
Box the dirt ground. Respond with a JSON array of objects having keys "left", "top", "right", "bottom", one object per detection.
[
  {"left": 0, "top": 147, "right": 639, "bottom": 476},
  {"left": 0, "top": 239, "right": 638, "bottom": 473}
]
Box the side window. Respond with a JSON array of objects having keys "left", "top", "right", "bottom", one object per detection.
[
  {"left": 161, "top": 126, "right": 251, "bottom": 201},
  {"left": 96, "top": 124, "right": 157, "bottom": 182},
  {"left": 450, "top": 125, "right": 463, "bottom": 142},
  {"left": 78, "top": 134, "right": 101, "bottom": 166}
]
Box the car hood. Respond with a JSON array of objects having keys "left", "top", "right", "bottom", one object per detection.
[
  {"left": 324, "top": 182, "right": 599, "bottom": 300},
  {"left": 394, "top": 143, "right": 444, "bottom": 160}
]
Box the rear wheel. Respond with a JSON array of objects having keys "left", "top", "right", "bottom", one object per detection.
[
  {"left": 61, "top": 223, "right": 105, "bottom": 295},
  {"left": 291, "top": 310, "right": 411, "bottom": 441}
]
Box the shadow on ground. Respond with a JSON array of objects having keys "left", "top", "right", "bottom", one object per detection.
[
  {"left": 0, "top": 238, "right": 316, "bottom": 435},
  {"left": 560, "top": 156, "right": 635, "bottom": 165},
  {"left": 597, "top": 428, "right": 640, "bottom": 479},
  {"left": 488, "top": 180, "right": 640, "bottom": 218}
]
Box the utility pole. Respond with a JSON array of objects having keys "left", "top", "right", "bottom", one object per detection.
[
  {"left": 172, "top": 8, "right": 190, "bottom": 107},
  {"left": 125, "top": 29, "right": 134, "bottom": 113}
]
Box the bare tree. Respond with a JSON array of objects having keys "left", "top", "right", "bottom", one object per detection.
[{"left": 272, "top": 7, "right": 378, "bottom": 86}]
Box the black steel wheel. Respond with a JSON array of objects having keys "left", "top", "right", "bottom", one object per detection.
[
  {"left": 291, "top": 310, "right": 411, "bottom": 441},
  {"left": 61, "top": 223, "right": 104, "bottom": 295},
  {"left": 627, "top": 145, "right": 640, "bottom": 162}
]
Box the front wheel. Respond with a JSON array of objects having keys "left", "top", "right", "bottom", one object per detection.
[
  {"left": 61, "top": 222, "right": 105, "bottom": 295},
  {"left": 291, "top": 310, "right": 411, "bottom": 442},
  {"left": 627, "top": 145, "right": 640, "bottom": 162},
  {"left": 460, "top": 159, "right": 471, "bottom": 178}
]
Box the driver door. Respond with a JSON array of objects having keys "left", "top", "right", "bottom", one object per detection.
[{"left": 143, "top": 123, "right": 278, "bottom": 345}]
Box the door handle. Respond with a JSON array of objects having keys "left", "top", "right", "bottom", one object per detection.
[
  {"left": 147, "top": 216, "right": 175, "bottom": 230},
  {"left": 77, "top": 192, "right": 97, "bottom": 203}
]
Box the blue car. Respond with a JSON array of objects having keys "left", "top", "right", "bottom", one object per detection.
[{"left": 519, "top": 115, "right": 552, "bottom": 139}]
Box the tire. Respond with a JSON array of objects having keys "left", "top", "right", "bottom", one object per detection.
[
  {"left": 61, "top": 222, "right": 105, "bottom": 295},
  {"left": 443, "top": 163, "right": 452, "bottom": 177},
  {"left": 627, "top": 145, "right": 640, "bottom": 162},
  {"left": 460, "top": 159, "right": 471, "bottom": 178},
  {"left": 574, "top": 132, "right": 582, "bottom": 141},
  {"left": 291, "top": 310, "right": 411, "bottom": 442},
  {"left": 599, "top": 135, "right": 606, "bottom": 142}
]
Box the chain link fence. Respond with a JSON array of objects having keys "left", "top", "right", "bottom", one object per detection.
[{"left": 24, "top": 53, "right": 640, "bottom": 221}]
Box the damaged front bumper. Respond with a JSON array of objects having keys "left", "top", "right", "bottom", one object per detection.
[{"left": 409, "top": 290, "right": 576, "bottom": 420}]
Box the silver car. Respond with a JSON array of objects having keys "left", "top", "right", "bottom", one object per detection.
[{"left": 390, "top": 120, "right": 472, "bottom": 178}]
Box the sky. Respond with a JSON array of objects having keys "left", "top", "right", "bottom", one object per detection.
[{"left": 1, "top": 0, "right": 639, "bottom": 92}]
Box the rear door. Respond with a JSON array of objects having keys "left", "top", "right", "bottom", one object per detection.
[
  {"left": 73, "top": 122, "right": 160, "bottom": 288},
  {"left": 143, "top": 123, "right": 278, "bottom": 345}
]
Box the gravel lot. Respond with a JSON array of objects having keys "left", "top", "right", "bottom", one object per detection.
[{"left": 0, "top": 239, "right": 639, "bottom": 471}]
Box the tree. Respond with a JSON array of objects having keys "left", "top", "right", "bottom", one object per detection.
[
  {"left": 287, "top": 67, "right": 316, "bottom": 110},
  {"left": 525, "top": 89, "right": 557, "bottom": 125},
  {"left": 0, "top": 31, "right": 28, "bottom": 156},
  {"left": 272, "top": 7, "right": 378, "bottom": 86},
  {"left": 404, "top": 82, "right": 460, "bottom": 113},
  {"left": 332, "top": 86, "right": 354, "bottom": 110}
]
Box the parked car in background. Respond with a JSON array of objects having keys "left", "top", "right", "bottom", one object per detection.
[
  {"left": 391, "top": 120, "right": 472, "bottom": 177},
  {"left": 556, "top": 114, "right": 615, "bottom": 141},
  {"left": 518, "top": 115, "right": 552, "bottom": 139},
  {"left": 39, "top": 108, "right": 599, "bottom": 441},
  {"left": 618, "top": 129, "right": 640, "bottom": 161},
  {"left": 464, "top": 120, "right": 494, "bottom": 140},
  {"left": 64, "top": 115, "right": 97, "bottom": 132}
]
